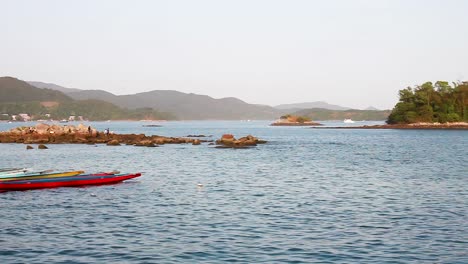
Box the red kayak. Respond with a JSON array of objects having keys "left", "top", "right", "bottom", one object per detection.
[{"left": 0, "top": 173, "right": 142, "bottom": 191}]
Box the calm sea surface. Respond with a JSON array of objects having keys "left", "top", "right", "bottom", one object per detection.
[{"left": 0, "top": 121, "right": 467, "bottom": 263}]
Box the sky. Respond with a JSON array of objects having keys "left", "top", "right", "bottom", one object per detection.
[{"left": 1, "top": 0, "right": 467, "bottom": 109}]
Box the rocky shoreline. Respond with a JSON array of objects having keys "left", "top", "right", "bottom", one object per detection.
[
  {"left": 0, "top": 123, "right": 268, "bottom": 148},
  {"left": 310, "top": 122, "right": 468, "bottom": 130},
  {"left": 270, "top": 121, "right": 323, "bottom": 126}
]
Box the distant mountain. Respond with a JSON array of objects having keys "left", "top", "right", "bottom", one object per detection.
[
  {"left": 275, "top": 101, "right": 351, "bottom": 111},
  {"left": 112, "top": 90, "right": 279, "bottom": 120},
  {"left": 1, "top": 77, "right": 72, "bottom": 103},
  {"left": 365, "top": 106, "right": 380, "bottom": 111},
  {"left": 28, "top": 81, "right": 82, "bottom": 94},
  {"left": 67, "top": 89, "right": 120, "bottom": 102},
  {"left": 31, "top": 82, "right": 281, "bottom": 120},
  {"left": 292, "top": 108, "right": 391, "bottom": 121}
]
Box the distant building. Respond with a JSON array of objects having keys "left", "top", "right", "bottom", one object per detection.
[{"left": 18, "top": 113, "right": 31, "bottom": 121}]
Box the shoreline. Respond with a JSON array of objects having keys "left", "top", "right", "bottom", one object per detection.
[{"left": 310, "top": 122, "right": 468, "bottom": 130}]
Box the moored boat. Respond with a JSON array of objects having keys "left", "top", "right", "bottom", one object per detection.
[
  {"left": 2, "top": 172, "right": 118, "bottom": 183},
  {"left": 0, "top": 173, "right": 142, "bottom": 191}
]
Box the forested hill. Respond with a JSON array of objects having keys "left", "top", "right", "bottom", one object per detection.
[
  {"left": 0, "top": 77, "right": 174, "bottom": 121},
  {"left": 387, "top": 81, "right": 468, "bottom": 124},
  {"left": 0, "top": 77, "right": 72, "bottom": 103}
]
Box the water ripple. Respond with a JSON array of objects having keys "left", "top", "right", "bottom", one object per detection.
[{"left": 0, "top": 121, "right": 467, "bottom": 263}]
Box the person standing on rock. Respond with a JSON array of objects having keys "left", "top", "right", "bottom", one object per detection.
[{"left": 88, "top": 126, "right": 91, "bottom": 135}]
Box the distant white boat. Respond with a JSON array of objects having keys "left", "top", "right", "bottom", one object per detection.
[{"left": 343, "top": 119, "right": 355, "bottom": 123}]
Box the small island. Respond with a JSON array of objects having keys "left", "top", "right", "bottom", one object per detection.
[
  {"left": 270, "top": 115, "right": 322, "bottom": 126},
  {"left": 311, "top": 81, "right": 468, "bottom": 130}
]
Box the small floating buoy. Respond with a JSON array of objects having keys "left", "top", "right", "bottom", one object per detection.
[{"left": 197, "top": 183, "right": 204, "bottom": 187}]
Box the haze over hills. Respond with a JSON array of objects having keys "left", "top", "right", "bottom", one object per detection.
[
  {"left": 27, "top": 81, "right": 82, "bottom": 94},
  {"left": 292, "top": 108, "right": 391, "bottom": 121},
  {"left": 365, "top": 106, "right": 380, "bottom": 111}
]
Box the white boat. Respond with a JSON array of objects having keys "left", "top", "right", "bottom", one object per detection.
[{"left": 343, "top": 119, "right": 355, "bottom": 123}]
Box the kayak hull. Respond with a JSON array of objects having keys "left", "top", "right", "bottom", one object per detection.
[{"left": 0, "top": 173, "right": 141, "bottom": 191}]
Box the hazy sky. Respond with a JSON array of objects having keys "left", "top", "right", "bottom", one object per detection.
[{"left": 1, "top": 0, "right": 467, "bottom": 109}]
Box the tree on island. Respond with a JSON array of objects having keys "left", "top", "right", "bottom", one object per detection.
[
  {"left": 387, "top": 81, "right": 468, "bottom": 124},
  {"left": 279, "top": 114, "right": 311, "bottom": 123}
]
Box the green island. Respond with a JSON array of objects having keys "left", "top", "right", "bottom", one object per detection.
[
  {"left": 270, "top": 114, "right": 322, "bottom": 126},
  {"left": 387, "top": 81, "right": 467, "bottom": 124}
]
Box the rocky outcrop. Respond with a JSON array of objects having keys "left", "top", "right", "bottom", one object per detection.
[
  {"left": 0, "top": 123, "right": 211, "bottom": 147},
  {"left": 215, "top": 134, "right": 267, "bottom": 148},
  {"left": 106, "top": 140, "right": 121, "bottom": 146},
  {"left": 38, "top": 144, "right": 48, "bottom": 149},
  {"left": 134, "top": 140, "right": 158, "bottom": 147},
  {"left": 0, "top": 124, "right": 269, "bottom": 149}
]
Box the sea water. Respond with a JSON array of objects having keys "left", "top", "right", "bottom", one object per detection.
[{"left": 0, "top": 121, "right": 467, "bottom": 263}]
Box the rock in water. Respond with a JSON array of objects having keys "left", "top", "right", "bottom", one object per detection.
[
  {"left": 106, "top": 140, "right": 121, "bottom": 146},
  {"left": 38, "top": 144, "right": 48, "bottom": 149},
  {"left": 26, "top": 145, "right": 34, "bottom": 150},
  {"left": 215, "top": 134, "right": 267, "bottom": 148}
]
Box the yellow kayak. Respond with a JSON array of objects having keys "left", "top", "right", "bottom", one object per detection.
[{"left": 0, "top": 170, "right": 85, "bottom": 182}]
